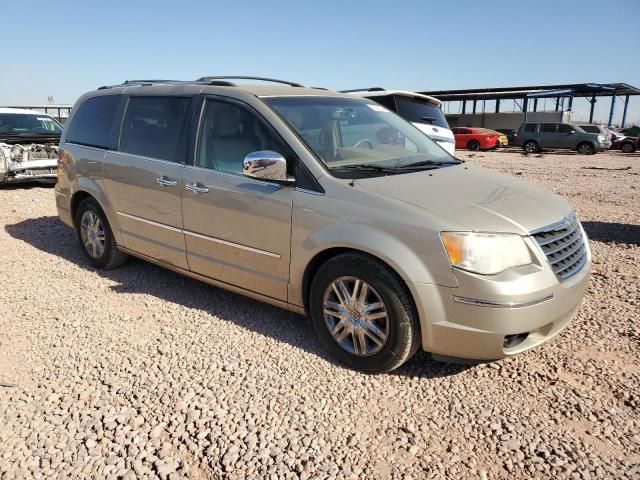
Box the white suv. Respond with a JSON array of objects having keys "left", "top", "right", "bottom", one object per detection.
[{"left": 344, "top": 89, "right": 455, "bottom": 155}]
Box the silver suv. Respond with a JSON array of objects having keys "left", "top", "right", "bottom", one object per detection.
[
  {"left": 56, "top": 77, "right": 591, "bottom": 373},
  {"left": 516, "top": 122, "right": 609, "bottom": 154}
]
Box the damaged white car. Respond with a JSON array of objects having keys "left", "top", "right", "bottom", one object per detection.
[{"left": 0, "top": 108, "right": 62, "bottom": 185}]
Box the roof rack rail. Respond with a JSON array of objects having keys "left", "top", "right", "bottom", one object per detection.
[
  {"left": 98, "top": 79, "right": 186, "bottom": 90},
  {"left": 340, "top": 87, "right": 386, "bottom": 93},
  {"left": 196, "top": 76, "right": 304, "bottom": 88}
]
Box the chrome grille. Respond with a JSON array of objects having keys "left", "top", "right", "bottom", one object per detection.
[{"left": 532, "top": 213, "right": 587, "bottom": 280}]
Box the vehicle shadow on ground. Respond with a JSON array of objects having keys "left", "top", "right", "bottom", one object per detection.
[
  {"left": 582, "top": 221, "right": 640, "bottom": 246},
  {"left": 5, "top": 216, "right": 471, "bottom": 379}
]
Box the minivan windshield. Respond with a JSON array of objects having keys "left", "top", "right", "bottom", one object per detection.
[
  {"left": 0, "top": 113, "right": 63, "bottom": 136},
  {"left": 265, "top": 96, "right": 459, "bottom": 178}
]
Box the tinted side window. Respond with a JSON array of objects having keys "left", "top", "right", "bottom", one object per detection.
[
  {"left": 523, "top": 124, "right": 537, "bottom": 133},
  {"left": 119, "top": 97, "right": 191, "bottom": 162},
  {"left": 196, "top": 99, "right": 292, "bottom": 174},
  {"left": 580, "top": 125, "right": 599, "bottom": 133},
  {"left": 557, "top": 124, "right": 574, "bottom": 133},
  {"left": 540, "top": 124, "right": 557, "bottom": 133},
  {"left": 66, "top": 95, "right": 120, "bottom": 149},
  {"left": 394, "top": 96, "right": 449, "bottom": 128},
  {"left": 367, "top": 95, "right": 396, "bottom": 111}
]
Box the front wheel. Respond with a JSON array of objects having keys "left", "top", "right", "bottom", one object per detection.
[
  {"left": 523, "top": 140, "right": 539, "bottom": 153},
  {"left": 577, "top": 142, "right": 595, "bottom": 155},
  {"left": 75, "top": 198, "right": 128, "bottom": 269},
  {"left": 467, "top": 140, "right": 480, "bottom": 151},
  {"left": 309, "top": 253, "right": 420, "bottom": 373},
  {"left": 621, "top": 142, "right": 636, "bottom": 153}
]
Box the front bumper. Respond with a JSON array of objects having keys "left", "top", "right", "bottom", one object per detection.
[
  {"left": 411, "top": 238, "right": 591, "bottom": 360},
  {"left": 2, "top": 159, "right": 58, "bottom": 183}
]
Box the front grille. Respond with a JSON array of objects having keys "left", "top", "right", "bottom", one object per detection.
[{"left": 532, "top": 213, "right": 587, "bottom": 280}]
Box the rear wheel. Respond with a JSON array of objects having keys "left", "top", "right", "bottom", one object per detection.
[
  {"left": 75, "top": 198, "right": 128, "bottom": 269},
  {"left": 577, "top": 142, "right": 595, "bottom": 155},
  {"left": 467, "top": 140, "right": 480, "bottom": 151},
  {"left": 523, "top": 140, "right": 539, "bottom": 153},
  {"left": 621, "top": 142, "right": 635, "bottom": 153},
  {"left": 309, "top": 253, "right": 420, "bottom": 373}
]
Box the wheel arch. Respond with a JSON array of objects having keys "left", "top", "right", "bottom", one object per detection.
[
  {"left": 69, "top": 177, "right": 123, "bottom": 245},
  {"left": 301, "top": 247, "right": 419, "bottom": 320}
]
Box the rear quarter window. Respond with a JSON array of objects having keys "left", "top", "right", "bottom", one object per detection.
[
  {"left": 579, "top": 125, "right": 599, "bottom": 133},
  {"left": 523, "top": 124, "right": 537, "bottom": 133},
  {"left": 66, "top": 95, "right": 120, "bottom": 149}
]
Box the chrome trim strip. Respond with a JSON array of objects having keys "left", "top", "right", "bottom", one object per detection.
[
  {"left": 452, "top": 294, "right": 554, "bottom": 309},
  {"left": 295, "top": 187, "right": 324, "bottom": 196},
  {"left": 117, "top": 211, "right": 281, "bottom": 259},
  {"left": 529, "top": 212, "right": 576, "bottom": 235},
  {"left": 55, "top": 190, "right": 67, "bottom": 197},
  {"left": 183, "top": 230, "right": 281, "bottom": 258},
  {"left": 117, "top": 212, "right": 183, "bottom": 233}
]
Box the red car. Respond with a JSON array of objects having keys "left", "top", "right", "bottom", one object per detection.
[{"left": 451, "top": 127, "right": 500, "bottom": 151}]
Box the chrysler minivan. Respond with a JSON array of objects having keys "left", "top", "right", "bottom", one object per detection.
[{"left": 56, "top": 77, "right": 591, "bottom": 373}]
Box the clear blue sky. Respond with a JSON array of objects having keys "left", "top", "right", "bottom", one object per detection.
[{"left": 2, "top": 0, "right": 640, "bottom": 124}]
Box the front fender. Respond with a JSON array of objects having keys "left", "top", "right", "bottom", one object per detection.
[{"left": 289, "top": 221, "right": 458, "bottom": 307}]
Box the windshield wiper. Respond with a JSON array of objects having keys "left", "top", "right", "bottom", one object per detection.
[
  {"left": 331, "top": 164, "right": 399, "bottom": 173},
  {"left": 398, "top": 159, "right": 461, "bottom": 169}
]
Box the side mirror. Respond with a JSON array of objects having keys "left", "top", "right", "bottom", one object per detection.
[{"left": 243, "top": 151, "right": 293, "bottom": 184}]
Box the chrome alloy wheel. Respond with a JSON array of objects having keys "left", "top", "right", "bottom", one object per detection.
[
  {"left": 524, "top": 141, "right": 537, "bottom": 153},
  {"left": 80, "top": 210, "right": 106, "bottom": 259},
  {"left": 323, "top": 276, "right": 389, "bottom": 356}
]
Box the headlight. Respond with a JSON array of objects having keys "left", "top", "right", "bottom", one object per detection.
[{"left": 441, "top": 232, "right": 532, "bottom": 275}]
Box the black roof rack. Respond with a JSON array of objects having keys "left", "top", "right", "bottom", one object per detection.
[
  {"left": 97, "top": 76, "right": 304, "bottom": 91},
  {"left": 340, "top": 87, "right": 386, "bottom": 93},
  {"left": 196, "top": 76, "right": 304, "bottom": 88}
]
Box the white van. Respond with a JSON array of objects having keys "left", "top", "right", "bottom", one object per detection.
[{"left": 344, "top": 89, "right": 455, "bottom": 155}]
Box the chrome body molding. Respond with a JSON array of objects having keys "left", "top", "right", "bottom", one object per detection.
[
  {"left": 116, "top": 211, "right": 280, "bottom": 258},
  {"left": 452, "top": 294, "right": 554, "bottom": 309}
]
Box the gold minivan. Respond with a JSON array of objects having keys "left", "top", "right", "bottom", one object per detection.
[{"left": 55, "top": 77, "right": 591, "bottom": 373}]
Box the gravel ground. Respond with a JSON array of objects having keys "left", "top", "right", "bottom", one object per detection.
[{"left": 0, "top": 150, "right": 639, "bottom": 479}]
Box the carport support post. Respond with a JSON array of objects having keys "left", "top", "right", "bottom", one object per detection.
[
  {"left": 621, "top": 95, "right": 630, "bottom": 128},
  {"left": 589, "top": 94, "right": 596, "bottom": 123},
  {"left": 462, "top": 100, "right": 466, "bottom": 114},
  {"left": 555, "top": 97, "right": 560, "bottom": 111},
  {"left": 523, "top": 97, "right": 529, "bottom": 123},
  {"left": 533, "top": 98, "right": 538, "bottom": 112},
  {"left": 495, "top": 99, "right": 500, "bottom": 113},
  {"left": 608, "top": 91, "right": 617, "bottom": 127},
  {"left": 472, "top": 100, "right": 477, "bottom": 114}
]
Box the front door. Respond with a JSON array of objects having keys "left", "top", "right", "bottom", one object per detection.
[
  {"left": 103, "top": 95, "right": 193, "bottom": 269},
  {"left": 181, "top": 97, "right": 294, "bottom": 300}
]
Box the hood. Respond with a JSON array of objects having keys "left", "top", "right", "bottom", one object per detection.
[{"left": 357, "top": 163, "right": 572, "bottom": 234}]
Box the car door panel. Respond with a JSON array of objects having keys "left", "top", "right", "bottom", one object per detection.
[
  {"left": 181, "top": 168, "right": 292, "bottom": 300},
  {"left": 180, "top": 96, "right": 294, "bottom": 301},
  {"left": 103, "top": 152, "right": 188, "bottom": 269}
]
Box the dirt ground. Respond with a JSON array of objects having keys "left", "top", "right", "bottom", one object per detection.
[{"left": 0, "top": 149, "right": 638, "bottom": 479}]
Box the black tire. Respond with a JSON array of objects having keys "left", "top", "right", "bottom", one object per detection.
[
  {"left": 309, "top": 252, "right": 420, "bottom": 374},
  {"left": 523, "top": 140, "right": 539, "bottom": 154},
  {"left": 577, "top": 142, "right": 595, "bottom": 155},
  {"left": 467, "top": 140, "right": 480, "bottom": 151},
  {"left": 75, "top": 198, "right": 128, "bottom": 269},
  {"left": 621, "top": 142, "right": 636, "bottom": 153}
]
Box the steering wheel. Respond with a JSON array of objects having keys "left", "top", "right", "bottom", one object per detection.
[{"left": 352, "top": 138, "right": 374, "bottom": 149}]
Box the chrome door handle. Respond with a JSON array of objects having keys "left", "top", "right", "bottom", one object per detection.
[
  {"left": 184, "top": 182, "right": 209, "bottom": 193},
  {"left": 156, "top": 176, "right": 178, "bottom": 187}
]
